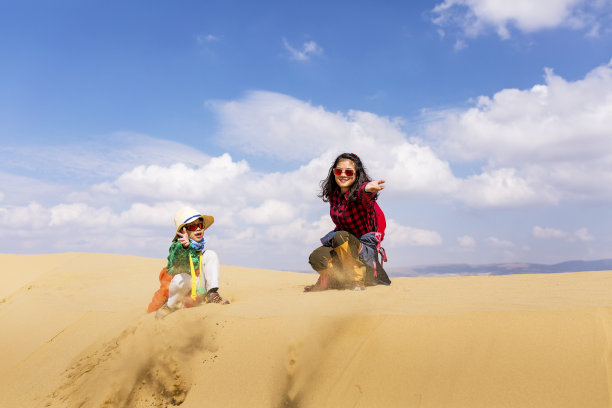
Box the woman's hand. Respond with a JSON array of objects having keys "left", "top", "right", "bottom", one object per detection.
[
  {"left": 177, "top": 227, "right": 190, "bottom": 247},
  {"left": 365, "top": 179, "right": 386, "bottom": 193}
]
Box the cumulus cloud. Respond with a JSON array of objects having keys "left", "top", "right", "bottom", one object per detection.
[
  {"left": 0, "top": 201, "right": 188, "bottom": 231},
  {"left": 5, "top": 62, "right": 612, "bottom": 268},
  {"left": 384, "top": 143, "right": 458, "bottom": 196},
  {"left": 486, "top": 236, "right": 514, "bottom": 248},
  {"left": 385, "top": 219, "right": 443, "bottom": 247},
  {"left": 102, "top": 154, "right": 250, "bottom": 204},
  {"left": 575, "top": 227, "right": 594, "bottom": 242},
  {"left": 239, "top": 199, "right": 298, "bottom": 225},
  {"left": 0, "top": 202, "right": 49, "bottom": 229},
  {"left": 457, "top": 235, "right": 476, "bottom": 248},
  {"left": 0, "top": 200, "right": 190, "bottom": 257},
  {"left": 208, "top": 74, "right": 612, "bottom": 211},
  {"left": 456, "top": 168, "right": 556, "bottom": 208},
  {"left": 532, "top": 225, "right": 568, "bottom": 239},
  {"left": 429, "top": 60, "right": 612, "bottom": 204},
  {"left": 437, "top": 64, "right": 612, "bottom": 163},
  {"left": 209, "top": 91, "right": 351, "bottom": 160},
  {"left": 432, "top": 0, "right": 604, "bottom": 39},
  {"left": 209, "top": 91, "right": 459, "bottom": 197},
  {"left": 264, "top": 214, "right": 334, "bottom": 245},
  {"left": 208, "top": 91, "right": 414, "bottom": 162},
  {"left": 282, "top": 38, "right": 323, "bottom": 61},
  {"left": 532, "top": 225, "right": 596, "bottom": 243}
]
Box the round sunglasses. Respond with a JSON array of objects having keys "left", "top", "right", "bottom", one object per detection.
[{"left": 333, "top": 168, "right": 355, "bottom": 177}]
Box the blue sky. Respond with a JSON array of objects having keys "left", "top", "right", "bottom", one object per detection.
[{"left": 2, "top": 0, "right": 612, "bottom": 271}]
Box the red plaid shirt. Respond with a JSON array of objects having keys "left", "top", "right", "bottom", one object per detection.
[{"left": 329, "top": 182, "right": 377, "bottom": 238}]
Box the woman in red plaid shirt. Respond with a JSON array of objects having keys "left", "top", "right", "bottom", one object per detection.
[{"left": 305, "top": 153, "right": 391, "bottom": 292}]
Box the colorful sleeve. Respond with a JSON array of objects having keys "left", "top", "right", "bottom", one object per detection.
[{"left": 166, "top": 241, "right": 187, "bottom": 276}]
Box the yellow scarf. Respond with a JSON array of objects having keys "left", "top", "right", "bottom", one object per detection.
[{"left": 188, "top": 252, "right": 203, "bottom": 300}]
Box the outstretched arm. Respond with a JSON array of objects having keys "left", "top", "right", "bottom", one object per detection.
[{"left": 365, "top": 179, "right": 385, "bottom": 193}]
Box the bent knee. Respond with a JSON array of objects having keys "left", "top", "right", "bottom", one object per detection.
[
  {"left": 308, "top": 254, "right": 327, "bottom": 271},
  {"left": 309, "top": 248, "right": 333, "bottom": 271},
  {"left": 332, "top": 231, "right": 361, "bottom": 258},
  {"left": 331, "top": 231, "right": 350, "bottom": 248}
]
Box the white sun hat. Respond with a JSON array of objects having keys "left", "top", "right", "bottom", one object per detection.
[{"left": 172, "top": 206, "right": 214, "bottom": 241}]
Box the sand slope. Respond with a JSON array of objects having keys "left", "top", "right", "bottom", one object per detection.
[{"left": 1, "top": 253, "right": 612, "bottom": 407}]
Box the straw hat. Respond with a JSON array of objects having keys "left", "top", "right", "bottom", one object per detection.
[{"left": 172, "top": 207, "right": 214, "bottom": 241}]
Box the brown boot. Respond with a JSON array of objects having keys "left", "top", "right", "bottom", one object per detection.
[{"left": 206, "top": 290, "right": 230, "bottom": 304}]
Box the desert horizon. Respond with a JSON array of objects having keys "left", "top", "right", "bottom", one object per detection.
[{"left": 2, "top": 252, "right": 612, "bottom": 407}]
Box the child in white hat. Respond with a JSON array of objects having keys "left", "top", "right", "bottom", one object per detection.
[{"left": 147, "top": 207, "right": 229, "bottom": 318}]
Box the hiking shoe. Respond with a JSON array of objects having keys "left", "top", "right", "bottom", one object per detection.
[
  {"left": 206, "top": 291, "right": 230, "bottom": 304},
  {"left": 155, "top": 303, "right": 173, "bottom": 319}
]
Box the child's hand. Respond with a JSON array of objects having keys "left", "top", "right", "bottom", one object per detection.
[{"left": 177, "top": 227, "right": 190, "bottom": 247}]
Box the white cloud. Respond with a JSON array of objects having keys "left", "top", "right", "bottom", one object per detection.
[
  {"left": 436, "top": 66, "right": 612, "bottom": 162},
  {"left": 282, "top": 38, "right": 323, "bottom": 61},
  {"left": 0, "top": 199, "right": 240, "bottom": 257},
  {"left": 457, "top": 235, "right": 476, "bottom": 248},
  {"left": 532, "top": 225, "right": 568, "bottom": 239},
  {"left": 208, "top": 80, "right": 612, "bottom": 210},
  {"left": 197, "top": 34, "right": 218, "bottom": 43},
  {"left": 0, "top": 200, "right": 202, "bottom": 232},
  {"left": 486, "top": 236, "right": 514, "bottom": 248},
  {"left": 575, "top": 227, "right": 594, "bottom": 242},
  {"left": 456, "top": 168, "right": 556, "bottom": 208},
  {"left": 49, "top": 203, "right": 109, "bottom": 227},
  {"left": 429, "top": 60, "right": 612, "bottom": 204},
  {"left": 209, "top": 91, "right": 459, "bottom": 197},
  {"left": 0, "top": 202, "right": 50, "bottom": 228},
  {"left": 385, "top": 219, "right": 443, "bottom": 246},
  {"left": 209, "top": 91, "right": 349, "bottom": 160},
  {"left": 385, "top": 143, "right": 459, "bottom": 196},
  {"left": 532, "top": 225, "right": 594, "bottom": 243},
  {"left": 5, "top": 64, "right": 612, "bottom": 268},
  {"left": 208, "top": 91, "right": 408, "bottom": 162},
  {"left": 432, "top": 0, "right": 601, "bottom": 39},
  {"left": 454, "top": 39, "right": 467, "bottom": 51},
  {"left": 239, "top": 199, "right": 298, "bottom": 225},
  {"left": 103, "top": 153, "right": 250, "bottom": 204},
  {"left": 264, "top": 215, "right": 334, "bottom": 245}
]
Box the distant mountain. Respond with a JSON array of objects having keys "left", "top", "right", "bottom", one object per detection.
[{"left": 386, "top": 259, "right": 612, "bottom": 277}]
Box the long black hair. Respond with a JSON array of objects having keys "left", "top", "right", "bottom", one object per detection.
[{"left": 318, "top": 153, "right": 377, "bottom": 203}]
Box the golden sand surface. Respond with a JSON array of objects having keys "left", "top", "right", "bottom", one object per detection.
[{"left": 1, "top": 252, "right": 612, "bottom": 407}]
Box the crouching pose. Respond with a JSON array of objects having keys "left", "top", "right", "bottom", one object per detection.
[
  {"left": 306, "top": 153, "right": 391, "bottom": 292},
  {"left": 148, "top": 207, "right": 229, "bottom": 319}
]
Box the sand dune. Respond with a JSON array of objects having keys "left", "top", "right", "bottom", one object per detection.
[{"left": 1, "top": 253, "right": 612, "bottom": 407}]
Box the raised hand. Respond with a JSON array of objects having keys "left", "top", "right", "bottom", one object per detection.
[
  {"left": 177, "top": 227, "right": 190, "bottom": 247},
  {"left": 365, "top": 179, "right": 386, "bottom": 193}
]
